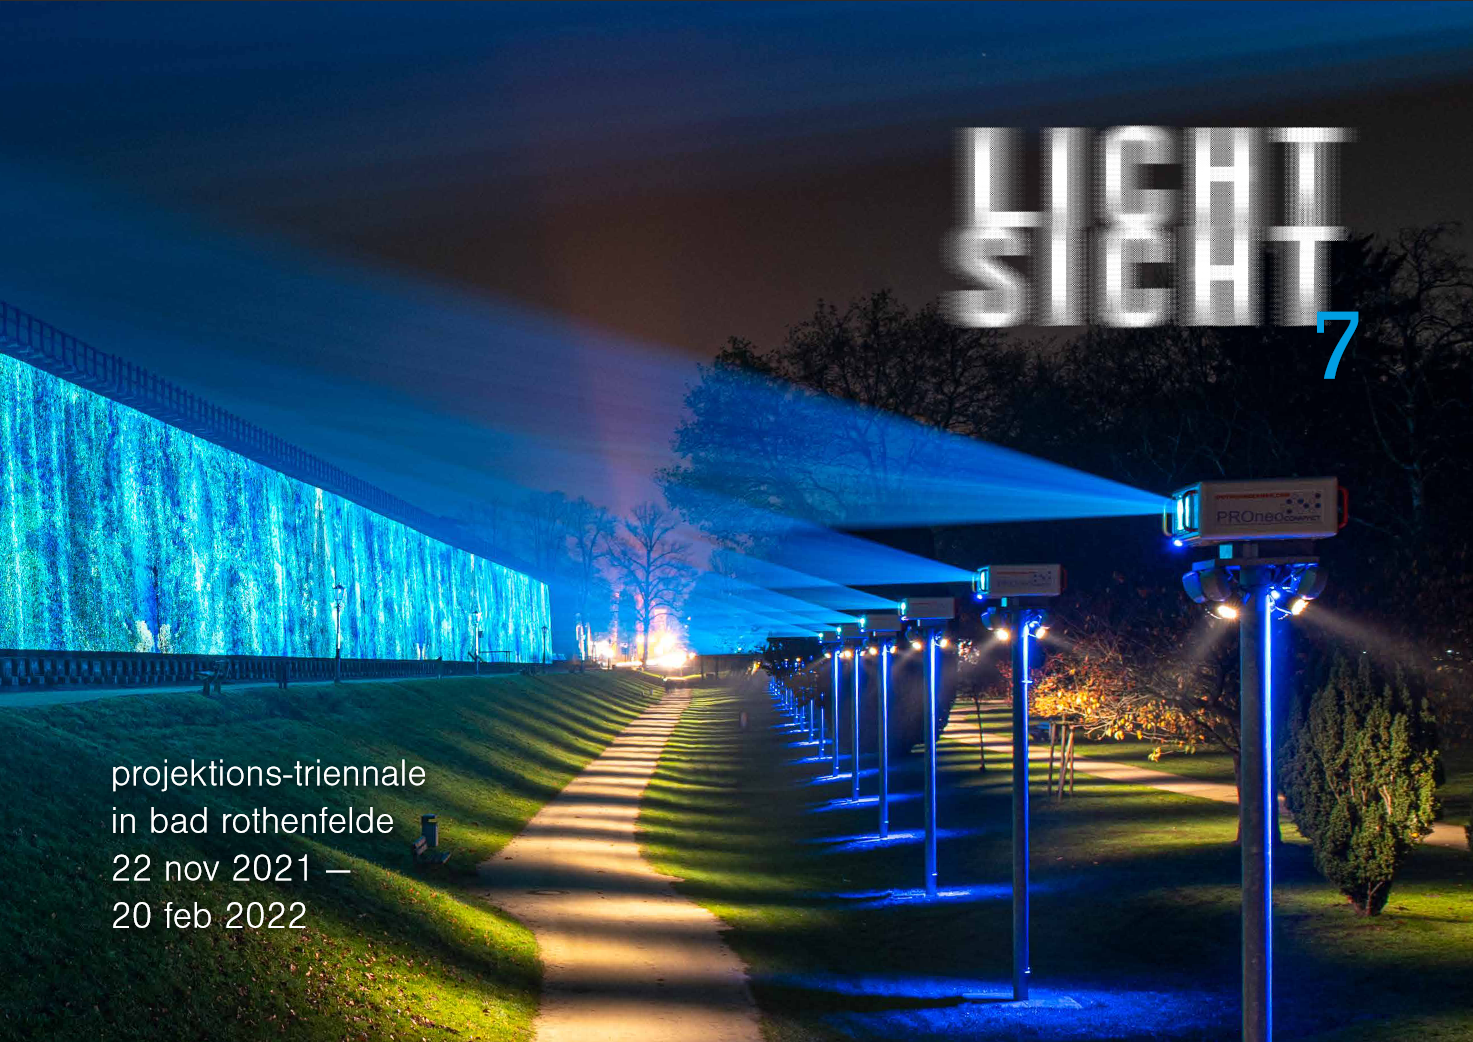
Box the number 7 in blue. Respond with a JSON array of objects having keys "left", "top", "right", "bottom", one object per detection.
[{"left": 1318, "top": 311, "right": 1358, "bottom": 380}]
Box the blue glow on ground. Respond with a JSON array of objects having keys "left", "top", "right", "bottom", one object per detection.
[
  {"left": 758, "top": 973, "right": 1233, "bottom": 1041},
  {"left": 807, "top": 826, "right": 980, "bottom": 853},
  {"left": 0, "top": 353, "right": 548, "bottom": 658},
  {"left": 808, "top": 791, "right": 920, "bottom": 813},
  {"left": 812, "top": 882, "right": 1012, "bottom": 906},
  {"left": 811, "top": 772, "right": 854, "bottom": 784},
  {"left": 801, "top": 765, "right": 879, "bottom": 785}
]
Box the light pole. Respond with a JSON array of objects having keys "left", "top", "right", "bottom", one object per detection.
[
  {"left": 849, "top": 618, "right": 866, "bottom": 801},
  {"left": 866, "top": 611, "right": 904, "bottom": 839},
  {"left": 818, "top": 629, "right": 842, "bottom": 761},
  {"left": 332, "top": 582, "right": 345, "bottom": 682},
  {"left": 471, "top": 610, "right": 483, "bottom": 677},
  {"left": 976, "top": 564, "right": 1065, "bottom": 1002},
  {"left": 1167, "top": 478, "right": 1339, "bottom": 1042},
  {"left": 900, "top": 597, "right": 957, "bottom": 899}
]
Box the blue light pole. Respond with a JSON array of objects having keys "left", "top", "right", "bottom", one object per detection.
[
  {"left": 901, "top": 598, "right": 956, "bottom": 900},
  {"left": 817, "top": 630, "right": 842, "bottom": 764},
  {"left": 878, "top": 640, "right": 891, "bottom": 837},
  {"left": 975, "top": 565, "right": 1064, "bottom": 1002},
  {"left": 866, "top": 610, "right": 902, "bottom": 839},
  {"left": 831, "top": 646, "right": 843, "bottom": 775},
  {"left": 924, "top": 628, "right": 940, "bottom": 898},
  {"left": 850, "top": 623, "right": 865, "bottom": 801},
  {"left": 1167, "top": 477, "right": 1339, "bottom": 1042},
  {"left": 1239, "top": 574, "right": 1275, "bottom": 1042},
  {"left": 1009, "top": 607, "right": 1045, "bottom": 1001}
]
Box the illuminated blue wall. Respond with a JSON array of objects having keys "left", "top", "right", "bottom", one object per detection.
[{"left": 0, "top": 353, "right": 549, "bottom": 659}]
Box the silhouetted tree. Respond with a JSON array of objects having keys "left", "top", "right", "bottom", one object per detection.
[{"left": 608, "top": 502, "right": 693, "bottom": 667}]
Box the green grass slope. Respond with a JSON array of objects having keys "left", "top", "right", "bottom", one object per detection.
[
  {"left": 0, "top": 672, "right": 657, "bottom": 1042},
  {"left": 641, "top": 678, "right": 1473, "bottom": 1042}
]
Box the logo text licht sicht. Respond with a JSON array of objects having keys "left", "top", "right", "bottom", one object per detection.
[{"left": 949, "top": 127, "right": 1351, "bottom": 328}]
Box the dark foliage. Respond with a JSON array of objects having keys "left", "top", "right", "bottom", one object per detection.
[{"left": 1280, "top": 656, "right": 1440, "bottom": 913}]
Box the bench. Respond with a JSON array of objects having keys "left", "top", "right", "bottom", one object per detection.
[
  {"left": 410, "top": 835, "right": 451, "bottom": 869},
  {"left": 194, "top": 669, "right": 225, "bottom": 696}
]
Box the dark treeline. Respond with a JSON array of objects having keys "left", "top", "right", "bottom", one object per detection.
[{"left": 663, "top": 225, "right": 1473, "bottom": 752}]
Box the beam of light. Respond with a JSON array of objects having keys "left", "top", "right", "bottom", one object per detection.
[
  {"left": 753, "top": 518, "right": 975, "bottom": 586},
  {"left": 668, "top": 365, "right": 1170, "bottom": 532},
  {"left": 705, "top": 550, "right": 898, "bottom": 611},
  {"left": 1294, "top": 604, "right": 1441, "bottom": 672},
  {"left": 0, "top": 159, "right": 704, "bottom": 526}
]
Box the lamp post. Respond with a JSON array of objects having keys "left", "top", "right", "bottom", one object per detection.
[
  {"left": 542, "top": 624, "right": 549, "bottom": 671},
  {"left": 976, "top": 564, "right": 1065, "bottom": 1002},
  {"left": 849, "top": 618, "right": 866, "bottom": 801},
  {"left": 1166, "top": 478, "right": 1340, "bottom": 1042},
  {"left": 470, "top": 609, "right": 482, "bottom": 675},
  {"left": 866, "top": 612, "right": 904, "bottom": 839},
  {"left": 332, "top": 582, "right": 345, "bottom": 682},
  {"left": 817, "top": 629, "right": 842, "bottom": 761},
  {"left": 900, "top": 597, "right": 957, "bottom": 899}
]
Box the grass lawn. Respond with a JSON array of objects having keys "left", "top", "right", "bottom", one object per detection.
[
  {"left": 640, "top": 677, "right": 1473, "bottom": 1042},
  {"left": 1065, "top": 734, "right": 1238, "bottom": 784},
  {"left": 0, "top": 672, "right": 657, "bottom": 1042},
  {"left": 1060, "top": 707, "right": 1472, "bottom": 844}
]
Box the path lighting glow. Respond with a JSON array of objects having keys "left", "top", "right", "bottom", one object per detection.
[
  {"left": 938, "top": 637, "right": 951, "bottom": 649},
  {"left": 1214, "top": 603, "right": 1240, "bottom": 621},
  {"left": 910, "top": 639, "right": 924, "bottom": 651},
  {"left": 840, "top": 648, "right": 853, "bottom": 660},
  {"left": 995, "top": 627, "right": 1012, "bottom": 642}
]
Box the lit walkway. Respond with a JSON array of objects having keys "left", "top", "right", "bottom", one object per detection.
[
  {"left": 479, "top": 691, "right": 761, "bottom": 1042},
  {"left": 946, "top": 702, "right": 1467, "bottom": 852}
]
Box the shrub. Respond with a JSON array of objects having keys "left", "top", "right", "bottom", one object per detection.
[{"left": 1281, "top": 655, "right": 1439, "bottom": 915}]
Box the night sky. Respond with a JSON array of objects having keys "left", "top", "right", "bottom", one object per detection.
[{"left": 2, "top": 2, "right": 1472, "bottom": 518}]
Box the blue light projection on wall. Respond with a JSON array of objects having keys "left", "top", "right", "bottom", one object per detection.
[{"left": 0, "top": 353, "right": 549, "bottom": 659}]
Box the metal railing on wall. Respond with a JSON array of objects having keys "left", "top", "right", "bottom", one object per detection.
[
  {"left": 0, "top": 301, "right": 543, "bottom": 581},
  {"left": 0, "top": 648, "right": 534, "bottom": 690}
]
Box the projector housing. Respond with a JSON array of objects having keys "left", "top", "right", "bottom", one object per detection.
[
  {"left": 1166, "top": 477, "right": 1344, "bottom": 547},
  {"left": 974, "top": 564, "right": 1065, "bottom": 600}
]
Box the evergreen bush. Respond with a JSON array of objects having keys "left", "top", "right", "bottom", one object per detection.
[{"left": 1281, "top": 655, "right": 1439, "bottom": 914}]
